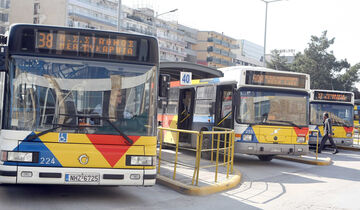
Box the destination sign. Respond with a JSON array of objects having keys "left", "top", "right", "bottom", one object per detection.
[
  {"left": 8, "top": 25, "right": 159, "bottom": 64},
  {"left": 314, "top": 91, "right": 352, "bottom": 102},
  {"left": 245, "top": 71, "right": 306, "bottom": 89},
  {"left": 35, "top": 31, "right": 137, "bottom": 57}
]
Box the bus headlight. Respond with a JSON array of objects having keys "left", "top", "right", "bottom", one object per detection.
[
  {"left": 297, "top": 137, "right": 306, "bottom": 143},
  {"left": 311, "top": 131, "right": 319, "bottom": 136},
  {"left": 2, "top": 151, "right": 35, "bottom": 162},
  {"left": 126, "top": 156, "right": 155, "bottom": 166},
  {"left": 242, "top": 134, "right": 252, "bottom": 141},
  {"left": 346, "top": 133, "right": 352, "bottom": 137}
]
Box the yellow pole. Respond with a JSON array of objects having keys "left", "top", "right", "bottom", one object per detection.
[
  {"left": 211, "top": 128, "right": 214, "bottom": 162},
  {"left": 226, "top": 131, "right": 231, "bottom": 178},
  {"left": 173, "top": 131, "right": 180, "bottom": 180},
  {"left": 215, "top": 132, "right": 221, "bottom": 182},
  {"left": 316, "top": 130, "right": 319, "bottom": 161},
  {"left": 231, "top": 132, "right": 235, "bottom": 174},
  {"left": 223, "top": 132, "right": 227, "bottom": 164},
  {"left": 157, "top": 128, "right": 163, "bottom": 174},
  {"left": 196, "top": 133, "right": 204, "bottom": 186},
  {"left": 192, "top": 133, "right": 200, "bottom": 185}
]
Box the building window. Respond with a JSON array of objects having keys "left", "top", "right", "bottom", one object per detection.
[
  {"left": 34, "top": 3, "right": 40, "bottom": 15},
  {"left": 33, "top": 17, "right": 39, "bottom": 24}
]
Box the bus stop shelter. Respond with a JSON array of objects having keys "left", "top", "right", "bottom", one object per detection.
[{"left": 159, "top": 62, "right": 223, "bottom": 81}]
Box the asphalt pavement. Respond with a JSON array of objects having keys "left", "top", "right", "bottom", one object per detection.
[{"left": 1, "top": 148, "right": 359, "bottom": 210}]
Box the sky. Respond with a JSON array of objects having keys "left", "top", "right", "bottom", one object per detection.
[{"left": 123, "top": 0, "right": 360, "bottom": 66}]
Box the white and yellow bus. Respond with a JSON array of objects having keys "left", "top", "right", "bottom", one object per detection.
[
  {"left": 223, "top": 66, "right": 310, "bottom": 161},
  {"left": 309, "top": 90, "right": 354, "bottom": 147},
  {"left": 0, "top": 24, "right": 159, "bottom": 185},
  {"left": 160, "top": 66, "right": 310, "bottom": 161}
]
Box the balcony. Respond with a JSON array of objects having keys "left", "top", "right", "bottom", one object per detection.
[
  {"left": 69, "top": 0, "right": 117, "bottom": 16},
  {"left": 68, "top": 11, "right": 117, "bottom": 27}
]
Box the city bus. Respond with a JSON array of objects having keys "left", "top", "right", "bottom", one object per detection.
[
  {"left": 0, "top": 24, "right": 159, "bottom": 185},
  {"left": 160, "top": 66, "right": 310, "bottom": 161},
  {"left": 158, "top": 77, "right": 236, "bottom": 157},
  {"left": 309, "top": 90, "right": 354, "bottom": 147}
]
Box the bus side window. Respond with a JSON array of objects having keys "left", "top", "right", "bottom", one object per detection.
[
  {"left": 195, "top": 86, "right": 215, "bottom": 116},
  {"left": 166, "top": 88, "right": 179, "bottom": 115}
]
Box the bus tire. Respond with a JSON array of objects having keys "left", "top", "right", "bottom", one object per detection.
[{"left": 257, "top": 155, "right": 274, "bottom": 161}]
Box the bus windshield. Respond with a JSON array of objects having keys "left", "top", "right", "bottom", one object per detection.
[
  {"left": 237, "top": 90, "right": 308, "bottom": 127},
  {"left": 8, "top": 56, "right": 156, "bottom": 136},
  {"left": 310, "top": 103, "right": 353, "bottom": 127}
]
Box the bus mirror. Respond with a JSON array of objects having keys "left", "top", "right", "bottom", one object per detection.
[
  {"left": 159, "top": 74, "right": 170, "bottom": 98},
  {"left": 233, "top": 89, "right": 240, "bottom": 106},
  {"left": 0, "top": 46, "right": 7, "bottom": 72}
]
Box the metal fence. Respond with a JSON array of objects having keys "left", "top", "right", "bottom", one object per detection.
[{"left": 158, "top": 127, "right": 235, "bottom": 186}]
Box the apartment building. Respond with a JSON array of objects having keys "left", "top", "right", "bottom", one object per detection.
[
  {"left": 9, "top": 0, "right": 186, "bottom": 62},
  {"left": 0, "top": 0, "right": 10, "bottom": 34},
  {"left": 194, "top": 31, "right": 237, "bottom": 68}
]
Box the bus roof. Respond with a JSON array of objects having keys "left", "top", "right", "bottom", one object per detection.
[
  {"left": 160, "top": 62, "right": 223, "bottom": 81},
  {"left": 219, "top": 65, "right": 311, "bottom": 91}
]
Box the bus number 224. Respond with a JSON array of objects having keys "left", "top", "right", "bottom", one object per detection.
[{"left": 40, "top": 157, "right": 56, "bottom": 165}]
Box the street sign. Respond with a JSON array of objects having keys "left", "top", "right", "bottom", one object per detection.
[{"left": 180, "top": 72, "right": 192, "bottom": 85}]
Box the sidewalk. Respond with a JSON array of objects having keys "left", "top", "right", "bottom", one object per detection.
[
  {"left": 157, "top": 148, "right": 242, "bottom": 196},
  {"left": 275, "top": 151, "right": 332, "bottom": 166}
]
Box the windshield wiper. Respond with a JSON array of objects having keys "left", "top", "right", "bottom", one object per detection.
[
  {"left": 267, "top": 120, "right": 302, "bottom": 129},
  {"left": 59, "top": 114, "right": 134, "bottom": 145},
  {"left": 25, "top": 122, "right": 99, "bottom": 141},
  {"left": 103, "top": 118, "right": 133, "bottom": 145},
  {"left": 333, "top": 121, "right": 351, "bottom": 128},
  {"left": 25, "top": 125, "right": 63, "bottom": 141}
]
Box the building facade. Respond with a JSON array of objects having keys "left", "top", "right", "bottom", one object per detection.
[
  {"left": 194, "top": 31, "right": 237, "bottom": 68},
  {"left": 178, "top": 24, "right": 198, "bottom": 63},
  {"left": 231, "top": 39, "right": 264, "bottom": 67},
  {"left": 9, "top": 0, "right": 187, "bottom": 62},
  {"left": 0, "top": 0, "right": 10, "bottom": 34}
]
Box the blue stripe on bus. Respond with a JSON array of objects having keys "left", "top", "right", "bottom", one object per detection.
[{"left": 4, "top": 132, "right": 62, "bottom": 167}]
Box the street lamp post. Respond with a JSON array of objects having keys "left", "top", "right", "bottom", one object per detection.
[
  {"left": 117, "top": 0, "right": 122, "bottom": 32},
  {"left": 153, "top": 9, "right": 178, "bottom": 36},
  {"left": 260, "top": 0, "right": 284, "bottom": 67}
]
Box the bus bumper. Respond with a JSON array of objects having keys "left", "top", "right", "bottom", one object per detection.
[
  {"left": 0, "top": 165, "right": 156, "bottom": 186},
  {"left": 309, "top": 137, "right": 353, "bottom": 147},
  {"left": 234, "top": 142, "right": 309, "bottom": 156}
]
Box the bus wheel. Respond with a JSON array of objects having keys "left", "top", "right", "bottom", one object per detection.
[
  {"left": 257, "top": 155, "right": 274, "bottom": 161},
  {"left": 201, "top": 135, "right": 212, "bottom": 160}
]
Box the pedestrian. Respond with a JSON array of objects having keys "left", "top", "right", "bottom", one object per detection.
[{"left": 318, "top": 112, "right": 339, "bottom": 154}]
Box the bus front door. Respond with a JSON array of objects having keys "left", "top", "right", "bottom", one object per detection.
[
  {"left": 215, "top": 85, "right": 234, "bottom": 129},
  {"left": 178, "top": 88, "right": 195, "bottom": 143}
]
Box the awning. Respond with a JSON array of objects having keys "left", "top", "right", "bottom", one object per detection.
[{"left": 160, "top": 62, "right": 223, "bottom": 81}]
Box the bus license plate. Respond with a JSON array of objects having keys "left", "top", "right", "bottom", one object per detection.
[{"left": 65, "top": 173, "right": 100, "bottom": 183}]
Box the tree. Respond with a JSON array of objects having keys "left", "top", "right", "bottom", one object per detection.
[
  {"left": 290, "top": 31, "right": 358, "bottom": 91},
  {"left": 267, "top": 50, "right": 291, "bottom": 71}
]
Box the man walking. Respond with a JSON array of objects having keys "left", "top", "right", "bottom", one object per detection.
[{"left": 318, "top": 112, "right": 339, "bottom": 154}]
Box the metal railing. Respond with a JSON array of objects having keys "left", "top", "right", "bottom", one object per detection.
[{"left": 157, "top": 127, "right": 235, "bottom": 186}]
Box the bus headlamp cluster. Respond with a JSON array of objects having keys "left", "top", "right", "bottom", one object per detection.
[
  {"left": 242, "top": 134, "right": 253, "bottom": 141},
  {"left": 311, "top": 131, "right": 319, "bottom": 136},
  {"left": 1, "top": 151, "right": 35, "bottom": 163},
  {"left": 126, "top": 156, "right": 155, "bottom": 166},
  {"left": 346, "top": 133, "right": 352, "bottom": 137},
  {"left": 297, "top": 137, "right": 306, "bottom": 143}
]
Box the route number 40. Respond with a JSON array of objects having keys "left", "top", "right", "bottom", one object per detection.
[{"left": 180, "top": 72, "right": 192, "bottom": 85}]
